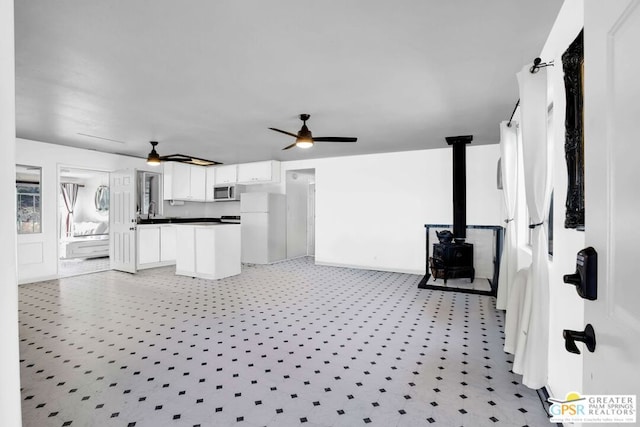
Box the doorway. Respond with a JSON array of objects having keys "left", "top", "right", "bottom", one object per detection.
[
  {"left": 286, "top": 169, "right": 316, "bottom": 259},
  {"left": 58, "top": 167, "right": 111, "bottom": 278}
]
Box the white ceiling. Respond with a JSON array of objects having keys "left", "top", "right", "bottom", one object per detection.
[{"left": 15, "top": 1, "right": 562, "bottom": 165}]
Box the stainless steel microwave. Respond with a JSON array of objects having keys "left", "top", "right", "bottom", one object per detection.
[{"left": 213, "top": 184, "right": 245, "bottom": 201}]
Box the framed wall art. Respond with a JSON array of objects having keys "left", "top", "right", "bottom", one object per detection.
[{"left": 562, "top": 29, "right": 585, "bottom": 230}]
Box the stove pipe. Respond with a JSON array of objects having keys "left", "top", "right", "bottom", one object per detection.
[{"left": 445, "top": 135, "right": 473, "bottom": 241}]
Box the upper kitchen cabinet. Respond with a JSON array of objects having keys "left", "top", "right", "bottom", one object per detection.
[
  {"left": 214, "top": 164, "right": 238, "bottom": 184},
  {"left": 163, "top": 163, "right": 206, "bottom": 201},
  {"left": 190, "top": 165, "right": 206, "bottom": 200},
  {"left": 205, "top": 166, "right": 216, "bottom": 201},
  {"left": 237, "top": 161, "right": 281, "bottom": 184}
]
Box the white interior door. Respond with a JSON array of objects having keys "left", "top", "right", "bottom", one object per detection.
[
  {"left": 110, "top": 169, "right": 137, "bottom": 273},
  {"left": 583, "top": 0, "right": 640, "bottom": 397}
]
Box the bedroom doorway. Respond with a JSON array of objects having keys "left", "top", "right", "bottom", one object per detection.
[{"left": 58, "top": 167, "right": 111, "bottom": 278}]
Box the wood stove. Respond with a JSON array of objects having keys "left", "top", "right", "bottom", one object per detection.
[
  {"left": 429, "top": 135, "right": 475, "bottom": 283},
  {"left": 429, "top": 232, "right": 474, "bottom": 284}
]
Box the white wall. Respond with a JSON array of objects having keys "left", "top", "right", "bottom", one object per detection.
[
  {"left": 319, "top": 147, "right": 501, "bottom": 273},
  {"left": 15, "top": 138, "right": 153, "bottom": 283},
  {"left": 1, "top": 0, "right": 22, "bottom": 423},
  {"left": 261, "top": 145, "right": 502, "bottom": 274},
  {"left": 538, "top": 0, "right": 585, "bottom": 399}
]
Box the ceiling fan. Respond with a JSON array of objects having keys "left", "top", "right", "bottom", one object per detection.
[
  {"left": 269, "top": 114, "right": 358, "bottom": 150},
  {"left": 146, "top": 141, "right": 222, "bottom": 166}
]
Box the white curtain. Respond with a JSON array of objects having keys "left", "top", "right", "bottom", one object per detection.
[
  {"left": 497, "top": 121, "right": 518, "bottom": 311},
  {"left": 504, "top": 125, "right": 527, "bottom": 354},
  {"left": 61, "top": 183, "right": 79, "bottom": 238},
  {"left": 504, "top": 266, "right": 529, "bottom": 354},
  {"left": 511, "top": 65, "right": 552, "bottom": 389}
]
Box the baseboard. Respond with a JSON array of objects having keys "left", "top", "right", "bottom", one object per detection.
[
  {"left": 137, "top": 260, "right": 176, "bottom": 270},
  {"left": 18, "top": 274, "right": 59, "bottom": 285}
]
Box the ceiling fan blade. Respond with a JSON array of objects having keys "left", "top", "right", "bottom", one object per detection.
[
  {"left": 269, "top": 127, "right": 298, "bottom": 138},
  {"left": 282, "top": 142, "right": 298, "bottom": 150},
  {"left": 313, "top": 137, "right": 358, "bottom": 143}
]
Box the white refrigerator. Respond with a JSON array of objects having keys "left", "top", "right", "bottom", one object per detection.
[{"left": 240, "top": 192, "right": 286, "bottom": 264}]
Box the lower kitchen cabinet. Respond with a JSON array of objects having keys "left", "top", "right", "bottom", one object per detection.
[
  {"left": 160, "top": 225, "right": 177, "bottom": 262},
  {"left": 137, "top": 224, "right": 177, "bottom": 269},
  {"left": 174, "top": 224, "right": 241, "bottom": 280},
  {"left": 138, "top": 227, "right": 160, "bottom": 265}
]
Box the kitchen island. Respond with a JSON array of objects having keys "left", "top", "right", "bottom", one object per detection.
[{"left": 174, "top": 223, "right": 241, "bottom": 280}]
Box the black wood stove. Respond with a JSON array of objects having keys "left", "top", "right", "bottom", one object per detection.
[
  {"left": 429, "top": 230, "right": 474, "bottom": 284},
  {"left": 428, "top": 135, "right": 475, "bottom": 284}
]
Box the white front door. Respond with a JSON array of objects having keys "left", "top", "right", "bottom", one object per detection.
[
  {"left": 110, "top": 169, "right": 137, "bottom": 273},
  {"left": 583, "top": 0, "right": 640, "bottom": 398}
]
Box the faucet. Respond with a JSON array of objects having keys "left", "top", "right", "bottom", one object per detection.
[{"left": 148, "top": 200, "right": 157, "bottom": 220}]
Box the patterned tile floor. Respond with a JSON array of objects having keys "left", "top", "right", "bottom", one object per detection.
[
  {"left": 19, "top": 258, "right": 550, "bottom": 427},
  {"left": 58, "top": 256, "right": 110, "bottom": 278}
]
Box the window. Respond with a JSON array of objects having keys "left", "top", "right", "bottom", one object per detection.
[{"left": 16, "top": 165, "right": 42, "bottom": 234}]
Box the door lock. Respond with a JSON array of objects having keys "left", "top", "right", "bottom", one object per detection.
[
  {"left": 564, "top": 247, "right": 597, "bottom": 300},
  {"left": 563, "top": 324, "right": 596, "bottom": 354}
]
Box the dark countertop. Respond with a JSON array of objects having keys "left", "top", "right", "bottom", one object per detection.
[
  {"left": 137, "top": 217, "right": 222, "bottom": 225},
  {"left": 424, "top": 224, "right": 503, "bottom": 230}
]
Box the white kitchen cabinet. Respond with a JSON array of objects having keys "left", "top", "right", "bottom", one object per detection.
[
  {"left": 175, "top": 224, "right": 241, "bottom": 280},
  {"left": 138, "top": 226, "right": 161, "bottom": 265},
  {"left": 163, "top": 162, "right": 188, "bottom": 200},
  {"left": 237, "top": 161, "right": 281, "bottom": 184},
  {"left": 163, "top": 163, "right": 206, "bottom": 201},
  {"left": 137, "top": 224, "right": 177, "bottom": 269},
  {"left": 190, "top": 165, "right": 206, "bottom": 201},
  {"left": 205, "top": 166, "right": 216, "bottom": 201},
  {"left": 214, "top": 164, "right": 237, "bottom": 184},
  {"left": 175, "top": 225, "right": 196, "bottom": 273},
  {"left": 160, "top": 225, "right": 177, "bottom": 262}
]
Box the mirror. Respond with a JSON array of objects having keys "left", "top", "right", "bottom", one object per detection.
[
  {"left": 95, "top": 185, "right": 109, "bottom": 212},
  {"left": 16, "top": 164, "right": 42, "bottom": 234},
  {"left": 137, "top": 171, "right": 162, "bottom": 217}
]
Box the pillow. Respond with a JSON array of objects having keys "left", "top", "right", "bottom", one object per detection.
[
  {"left": 95, "top": 221, "right": 109, "bottom": 234},
  {"left": 73, "top": 221, "right": 109, "bottom": 236}
]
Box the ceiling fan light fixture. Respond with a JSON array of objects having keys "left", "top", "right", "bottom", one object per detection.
[
  {"left": 190, "top": 158, "right": 213, "bottom": 166},
  {"left": 295, "top": 138, "right": 314, "bottom": 149},
  {"left": 146, "top": 141, "right": 161, "bottom": 166},
  {"left": 270, "top": 113, "right": 357, "bottom": 150},
  {"left": 144, "top": 141, "right": 221, "bottom": 165}
]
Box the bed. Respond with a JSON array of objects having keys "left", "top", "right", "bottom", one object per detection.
[{"left": 60, "top": 221, "right": 109, "bottom": 259}]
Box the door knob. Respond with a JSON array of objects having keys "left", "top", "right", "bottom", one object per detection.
[{"left": 563, "top": 324, "right": 596, "bottom": 354}]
